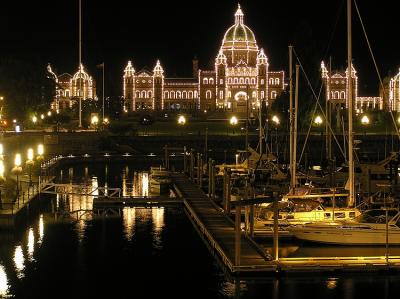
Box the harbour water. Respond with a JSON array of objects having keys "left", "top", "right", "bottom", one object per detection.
[{"left": 1, "top": 161, "right": 400, "bottom": 298}]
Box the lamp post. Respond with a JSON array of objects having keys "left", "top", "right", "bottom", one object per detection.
[
  {"left": 178, "top": 115, "right": 186, "bottom": 125},
  {"left": 26, "top": 148, "right": 34, "bottom": 186},
  {"left": 12, "top": 153, "right": 23, "bottom": 204},
  {"left": 230, "top": 116, "right": 238, "bottom": 135},
  {"left": 0, "top": 160, "right": 5, "bottom": 209}
]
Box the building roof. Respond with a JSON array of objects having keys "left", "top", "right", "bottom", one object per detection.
[{"left": 222, "top": 5, "right": 256, "bottom": 45}]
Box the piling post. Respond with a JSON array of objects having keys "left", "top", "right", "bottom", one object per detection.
[
  {"left": 244, "top": 176, "right": 249, "bottom": 234},
  {"left": 199, "top": 155, "right": 203, "bottom": 188},
  {"left": 273, "top": 195, "right": 279, "bottom": 261},
  {"left": 235, "top": 196, "right": 241, "bottom": 266},
  {"left": 183, "top": 146, "right": 187, "bottom": 174},
  {"left": 211, "top": 160, "right": 216, "bottom": 200},
  {"left": 197, "top": 153, "right": 201, "bottom": 186},
  {"left": 164, "top": 145, "right": 169, "bottom": 170},
  {"left": 190, "top": 149, "right": 194, "bottom": 181},
  {"left": 208, "top": 158, "right": 212, "bottom": 197}
]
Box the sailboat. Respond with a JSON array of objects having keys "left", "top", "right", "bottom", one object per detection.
[{"left": 288, "top": 0, "right": 400, "bottom": 245}]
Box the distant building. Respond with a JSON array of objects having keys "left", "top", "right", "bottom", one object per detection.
[
  {"left": 48, "top": 63, "right": 97, "bottom": 111},
  {"left": 122, "top": 5, "right": 285, "bottom": 113},
  {"left": 388, "top": 69, "right": 400, "bottom": 112},
  {"left": 320, "top": 61, "right": 383, "bottom": 113}
]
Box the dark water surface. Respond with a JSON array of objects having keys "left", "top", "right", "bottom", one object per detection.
[{"left": 1, "top": 161, "right": 400, "bottom": 298}]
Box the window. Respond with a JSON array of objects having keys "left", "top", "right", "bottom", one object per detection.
[
  {"left": 147, "top": 91, "right": 152, "bottom": 98},
  {"left": 171, "top": 91, "right": 175, "bottom": 98},
  {"left": 209, "top": 78, "right": 214, "bottom": 85},
  {"left": 239, "top": 78, "right": 244, "bottom": 84},
  {"left": 331, "top": 91, "right": 335, "bottom": 99},
  {"left": 141, "top": 91, "right": 146, "bottom": 98},
  {"left": 261, "top": 79, "right": 264, "bottom": 85},
  {"left": 203, "top": 78, "right": 208, "bottom": 85},
  {"left": 136, "top": 91, "right": 140, "bottom": 98},
  {"left": 245, "top": 78, "right": 250, "bottom": 84},
  {"left": 340, "top": 91, "right": 346, "bottom": 99},
  {"left": 206, "top": 90, "right": 212, "bottom": 99},
  {"left": 269, "top": 78, "right": 274, "bottom": 85},
  {"left": 194, "top": 91, "right": 198, "bottom": 98},
  {"left": 271, "top": 91, "right": 277, "bottom": 99},
  {"left": 252, "top": 91, "right": 257, "bottom": 98},
  {"left": 188, "top": 91, "right": 193, "bottom": 99},
  {"left": 177, "top": 91, "right": 181, "bottom": 99},
  {"left": 251, "top": 78, "right": 256, "bottom": 84},
  {"left": 275, "top": 78, "right": 280, "bottom": 85},
  {"left": 234, "top": 78, "right": 238, "bottom": 84},
  {"left": 182, "top": 91, "right": 187, "bottom": 99},
  {"left": 220, "top": 79, "right": 223, "bottom": 85},
  {"left": 164, "top": 91, "right": 169, "bottom": 99},
  {"left": 261, "top": 91, "right": 264, "bottom": 99},
  {"left": 219, "top": 90, "right": 223, "bottom": 99},
  {"left": 334, "top": 91, "right": 340, "bottom": 99}
]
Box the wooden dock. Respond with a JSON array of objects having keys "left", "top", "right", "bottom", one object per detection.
[
  {"left": 172, "top": 173, "right": 274, "bottom": 273},
  {"left": 171, "top": 172, "right": 400, "bottom": 274}
]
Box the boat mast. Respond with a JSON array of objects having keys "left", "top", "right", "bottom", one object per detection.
[
  {"left": 347, "top": 0, "right": 355, "bottom": 207},
  {"left": 289, "top": 45, "right": 295, "bottom": 192},
  {"left": 294, "top": 64, "right": 299, "bottom": 192}
]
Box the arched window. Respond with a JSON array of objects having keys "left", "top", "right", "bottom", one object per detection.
[
  {"left": 261, "top": 91, "right": 265, "bottom": 99},
  {"left": 141, "top": 90, "right": 146, "bottom": 98},
  {"left": 252, "top": 91, "right": 257, "bottom": 98},
  {"left": 194, "top": 91, "right": 198, "bottom": 98},
  {"left": 219, "top": 90, "right": 223, "bottom": 99},
  {"left": 171, "top": 91, "right": 175, "bottom": 98},
  {"left": 340, "top": 91, "right": 346, "bottom": 99},
  {"left": 203, "top": 78, "right": 208, "bottom": 85},
  {"left": 234, "top": 78, "right": 238, "bottom": 84},
  {"left": 164, "top": 91, "right": 169, "bottom": 99},
  {"left": 331, "top": 91, "right": 335, "bottom": 99},
  {"left": 147, "top": 91, "right": 152, "bottom": 98},
  {"left": 261, "top": 79, "right": 265, "bottom": 85},
  {"left": 60, "top": 90, "right": 64, "bottom": 96},
  {"left": 239, "top": 78, "right": 244, "bottom": 84},
  {"left": 275, "top": 78, "right": 280, "bottom": 85},
  {"left": 220, "top": 79, "right": 223, "bottom": 85},
  {"left": 271, "top": 91, "right": 277, "bottom": 99},
  {"left": 136, "top": 91, "right": 140, "bottom": 98},
  {"left": 188, "top": 91, "right": 193, "bottom": 99},
  {"left": 209, "top": 78, "right": 214, "bottom": 85},
  {"left": 228, "top": 91, "right": 231, "bottom": 98},
  {"left": 334, "top": 91, "right": 340, "bottom": 99},
  {"left": 269, "top": 78, "right": 274, "bottom": 85},
  {"left": 177, "top": 91, "right": 181, "bottom": 99},
  {"left": 245, "top": 78, "right": 250, "bottom": 84},
  {"left": 251, "top": 78, "right": 256, "bottom": 84},
  {"left": 182, "top": 91, "right": 187, "bottom": 99},
  {"left": 206, "top": 90, "right": 212, "bottom": 99},
  {"left": 66, "top": 90, "right": 70, "bottom": 97}
]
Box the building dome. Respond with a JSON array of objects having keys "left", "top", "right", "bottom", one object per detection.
[{"left": 222, "top": 5, "right": 257, "bottom": 46}]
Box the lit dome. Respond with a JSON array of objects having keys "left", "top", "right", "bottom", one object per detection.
[
  {"left": 72, "top": 64, "right": 92, "bottom": 81},
  {"left": 222, "top": 5, "right": 257, "bottom": 46}
]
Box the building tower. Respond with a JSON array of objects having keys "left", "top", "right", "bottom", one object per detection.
[
  {"left": 123, "top": 61, "right": 135, "bottom": 111},
  {"left": 153, "top": 60, "right": 164, "bottom": 110}
]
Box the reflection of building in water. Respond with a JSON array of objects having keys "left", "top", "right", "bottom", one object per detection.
[
  {"left": 27, "top": 228, "right": 35, "bottom": 261},
  {"left": 152, "top": 207, "right": 164, "bottom": 234},
  {"left": 123, "top": 207, "right": 136, "bottom": 241},
  {"left": 38, "top": 215, "right": 44, "bottom": 245},
  {"left": 14, "top": 245, "right": 24, "bottom": 278},
  {"left": 0, "top": 264, "right": 9, "bottom": 297}
]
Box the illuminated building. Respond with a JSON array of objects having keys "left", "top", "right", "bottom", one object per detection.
[
  {"left": 388, "top": 68, "right": 400, "bottom": 112},
  {"left": 48, "top": 63, "right": 97, "bottom": 110},
  {"left": 123, "top": 5, "right": 285, "bottom": 112},
  {"left": 321, "top": 61, "right": 383, "bottom": 114}
]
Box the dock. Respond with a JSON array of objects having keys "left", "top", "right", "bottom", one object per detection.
[{"left": 171, "top": 172, "right": 400, "bottom": 274}]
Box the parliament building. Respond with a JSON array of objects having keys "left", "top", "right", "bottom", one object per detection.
[{"left": 122, "top": 5, "right": 285, "bottom": 112}]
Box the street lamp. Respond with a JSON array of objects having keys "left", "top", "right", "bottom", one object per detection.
[
  {"left": 361, "top": 115, "right": 370, "bottom": 125},
  {"left": 91, "top": 115, "right": 99, "bottom": 128},
  {"left": 314, "top": 115, "right": 323, "bottom": 125},
  {"left": 178, "top": 115, "right": 186, "bottom": 125},
  {"left": 103, "top": 117, "right": 109, "bottom": 125},
  {"left": 26, "top": 148, "right": 34, "bottom": 186},
  {"left": 32, "top": 116, "right": 37, "bottom": 124},
  {"left": 272, "top": 115, "right": 280, "bottom": 125},
  {"left": 229, "top": 116, "right": 238, "bottom": 135}
]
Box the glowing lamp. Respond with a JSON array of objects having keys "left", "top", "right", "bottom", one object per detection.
[{"left": 230, "top": 116, "right": 238, "bottom": 125}]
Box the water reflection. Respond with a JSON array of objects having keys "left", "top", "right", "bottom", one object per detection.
[
  {"left": 38, "top": 214, "right": 44, "bottom": 245},
  {"left": 27, "top": 228, "right": 35, "bottom": 261},
  {"left": 13, "top": 245, "right": 24, "bottom": 278},
  {"left": 123, "top": 207, "right": 136, "bottom": 241},
  {"left": 0, "top": 264, "right": 8, "bottom": 297},
  {"left": 326, "top": 277, "right": 338, "bottom": 290}
]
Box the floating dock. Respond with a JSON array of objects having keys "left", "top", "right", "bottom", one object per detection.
[{"left": 171, "top": 173, "right": 400, "bottom": 274}]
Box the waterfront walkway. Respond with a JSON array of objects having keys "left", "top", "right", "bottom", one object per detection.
[{"left": 171, "top": 173, "right": 274, "bottom": 273}]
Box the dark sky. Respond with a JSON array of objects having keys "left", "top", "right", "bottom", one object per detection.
[{"left": 0, "top": 0, "right": 398, "bottom": 96}]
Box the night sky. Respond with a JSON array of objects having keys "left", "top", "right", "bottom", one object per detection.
[{"left": 0, "top": 0, "right": 398, "bottom": 97}]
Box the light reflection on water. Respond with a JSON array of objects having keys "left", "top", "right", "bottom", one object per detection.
[
  {"left": 0, "top": 264, "right": 8, "bottom": 297},
  {"left": 13, "top": 246, "right": 24, "bottom": 278},
  {"left": 27, "top": 228, "right": 35, "bottom": 261}
]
